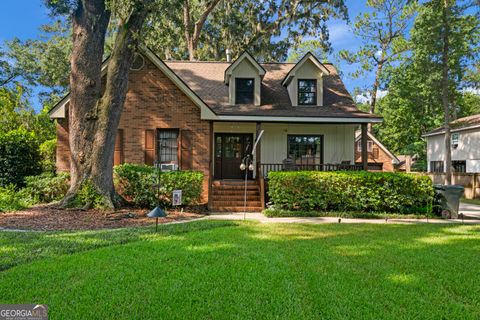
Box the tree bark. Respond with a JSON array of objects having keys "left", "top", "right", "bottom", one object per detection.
[
  {"left": 442, "top": 0, "right": 452, "bottom": 185},
  {"left": 183, "top": 0, "right": 221, "bottom": 61},
  {"left": 61, "top": 0, "right": 152, "bottom": 209},
  {"left": 369, "top": 60, "right": 384, "bottom": 132}
]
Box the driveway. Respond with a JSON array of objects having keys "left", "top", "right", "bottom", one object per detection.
[{"left": 460, "top": 202, "right": 480, "bottom": 219}]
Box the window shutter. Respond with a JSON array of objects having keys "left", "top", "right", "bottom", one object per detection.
[
  {"left": 145, "top": 129, "right": 155, "bottom": 165},
  {"left": 181, "top": 130, "right": 192, "bottom": 170},
  {"left": 114, "top": 129, "right": 124, "bottom": 166}
]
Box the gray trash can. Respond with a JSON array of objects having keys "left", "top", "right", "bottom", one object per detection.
[{"left": 434, "top": 184, "right": 464, "bottom": 219}]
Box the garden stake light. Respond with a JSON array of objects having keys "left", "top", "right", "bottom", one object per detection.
[{"left": 147, "top": 161, "right": 167, "bottom": 232}]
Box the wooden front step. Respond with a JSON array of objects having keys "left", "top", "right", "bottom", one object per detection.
[{"left": 210, "top": 180, "right": 263, "bottom": 212}]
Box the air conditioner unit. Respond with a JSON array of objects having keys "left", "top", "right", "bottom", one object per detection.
[{"left": 160, "top": 163, "right": 178, "bottom": 171}]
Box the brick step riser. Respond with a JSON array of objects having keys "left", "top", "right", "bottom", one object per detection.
[
  {"left": 213, "top": 195, "right": 260, "bottom": 200},
  {"left": 212, "top": 186, "right": 260, "bottom": 191},
  {"left": 209, "top": 207, "right": 263, "bottom": 212},
  {"left": 212, "top": 201, "right": 262, "bottom": 207},
  {"left": 212, "top": 190, "right": 260, "bottom": 195},
  {"left": 212, "top": 181, "right": 259, "bottom": 186}
]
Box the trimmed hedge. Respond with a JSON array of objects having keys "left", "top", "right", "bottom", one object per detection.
[
  {"left": 23, "top": 172, "right": 70, "bottom": 203},
  {"left": 267, "top": 171, "right": 434, "bottom": 214},
  {"left": 0, "top": 129, "right": 41, "bottom": 187},
  {"left": 114, "top": 163, "right": 204, "bottom": 208}
]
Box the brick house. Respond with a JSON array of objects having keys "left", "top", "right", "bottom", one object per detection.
[
  {"left": 49, "top": 48, "right": 382, "bottom": 211},
  {"left": 354, "top": 131, "right": 399, "bottom": 172}
]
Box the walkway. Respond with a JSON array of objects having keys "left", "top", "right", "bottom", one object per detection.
[
  {"left": 207, "top": 212, "right": 480, "bottom": 224},
  {"left": 460, "top": 202, "right": 480, "bottom": 219}
]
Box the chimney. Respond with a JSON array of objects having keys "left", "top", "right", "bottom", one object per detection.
[{"left": 226, "top": 48, "right": 232, "bottom": 62}]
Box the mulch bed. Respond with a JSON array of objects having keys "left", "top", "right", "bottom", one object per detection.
[{"left": 0, "top": 204, "right": 207, "bottom": 231}]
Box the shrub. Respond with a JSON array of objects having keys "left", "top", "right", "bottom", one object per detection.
[
  {"left": 0, "top": 185, "right": 36, "bottom": 212},
  {"left": 23, "top": 172, "right": 70, "bottom": 203},
  {"left": 267, "top": 171, "right": 435, "bottom": 214},
  {"left": 39, "top": 138, "right": 57, "bottom": 173},
  {"left": 114, "top": 163, "right": 204, "bottom": 208},
  {"left": 0, "top": 129, "right": 41, "bottom": 187}
]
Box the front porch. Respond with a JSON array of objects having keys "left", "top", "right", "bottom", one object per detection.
[{"left": 209, "top": 121, "right": 372, "bottom": 211}]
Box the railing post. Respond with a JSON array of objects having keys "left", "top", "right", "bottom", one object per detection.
[{"left": 361, "top": 123, "right": 368, "bottom": 171}]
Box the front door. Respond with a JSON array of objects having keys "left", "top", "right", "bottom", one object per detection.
[{"left": 214, "top": 133, "right": 253, "bottom": 179}]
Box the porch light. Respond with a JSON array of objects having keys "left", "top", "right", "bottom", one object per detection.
[{"left": 240, "top": 163, "right": 246, "bottom": 171}]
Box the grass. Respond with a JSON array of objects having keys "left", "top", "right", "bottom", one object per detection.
[
  {"left": 1, "top": 221, "right": 479, "bottom": 319},
  {"left": 461, "top": 198, "right": 480, "bottom": 206},
  {"left": 263, "top": 208, "right": 432, "bottom": 219}
]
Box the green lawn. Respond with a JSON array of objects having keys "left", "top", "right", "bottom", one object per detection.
[
  {"left": 462, "top": 198, "right": 480, "bottom": 206},
  {"left": 1, "top": 221, "right": 479, "bottom": 319}
]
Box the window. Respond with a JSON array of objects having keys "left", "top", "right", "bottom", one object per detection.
[
  {"left": 430, "top": 161, "right": 444, "bottom": 173},
  {"left": 298, "top": 79, "right": 317, "bottom": 105},
  {"left": 235, "top": 78, "right": 254, "bottom": 104},
  {"left": 288, "top": 135, "right": 323, "bottom": 164},
  {"left": 157, "top": 129, "right": 179, "bottom": 170},
  {"left": 356, "top": 140, "right": 373, "bottom": 153},
  {"left": 452, "top": 133, "right": 460, "bottom": 148},
  {"left": 452, "top": 160, "right": 466, "bottom": 173}
]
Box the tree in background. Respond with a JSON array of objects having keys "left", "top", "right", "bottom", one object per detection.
[
  {"left": 373, "top": 0, "right": 479, "bottom": 175},
  {"left": 144, "top": 0, "right": 348, "bottom": 61},
  {"left": 287, "top": 40, "right": 328, "bottom": 63},
  {"left": 339, "top": 0, "right": 415, "bottom": 130}
]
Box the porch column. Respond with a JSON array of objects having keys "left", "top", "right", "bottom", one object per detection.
[
  {"left": 361, "top": 123, "right": 368, "bottom": 171},
  {"left": 255, "top": 122, "right": 262, "bottom": 179}
]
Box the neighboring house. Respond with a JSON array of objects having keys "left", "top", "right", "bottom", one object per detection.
[
  {"left": 354, "top": 131, "right": 399, "bottom": 172},
  {"left": 49, "top": 48, "right": 382, "bottom": 211},
  {"left": 396, "top": 154, "right": 417, "bottom": 172},
  {"left": 424, "top": 114, "right": 480, "bottom": 173}
]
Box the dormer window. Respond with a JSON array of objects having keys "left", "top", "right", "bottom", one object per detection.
[
  {"left": 282, "top": 52, "right": 330, "bottom": 107},
  {"left": 298, "top": 79, "right": 317, "bottom": 105},
  {"left": 235, "top": 78, "right": 254, "bottom": 104}
]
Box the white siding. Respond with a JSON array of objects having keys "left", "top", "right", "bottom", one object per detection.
[
  {"left": 426, "top": 127, "right": 480, "bottom": 172},
  {"left": 260, "top": 123, "right": 356, "bottom": 164},
  {"left": 286, "top": 59, "right": 324, "bottom": 106},
  {"left": 229, "top": 59, "right": 261, "bottom": 106}
]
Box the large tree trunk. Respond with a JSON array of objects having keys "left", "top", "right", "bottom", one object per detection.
[
  {"left": 369, "top": 60, "right": 384, "bottom": 132},
  {"left": 61, "top": 0, "right": 151, "bottom": 209},
  {"left": 183, "top": 0, "right": 221, "bottom": 61},
  {"left": 442, "top": 0, "right": 452, "bottom": 185}
]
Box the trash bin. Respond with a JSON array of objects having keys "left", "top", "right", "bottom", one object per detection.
[{"left": 434, "top": 184, "right": 465, "bottom": 219}]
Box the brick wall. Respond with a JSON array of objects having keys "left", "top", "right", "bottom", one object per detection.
[
  {"left": 56, "top": 58, "right": 211, "bottom": 203},
  {"left": 355, "top": 139, "right": 395, "bottom": 172}
]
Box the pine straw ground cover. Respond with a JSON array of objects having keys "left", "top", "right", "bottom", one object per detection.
[
  {"left": 0, "top": 220, "right": 479, "bottom": 319},
  {"left": 0, "top": 204, "right": 205, "bottom": 231}
]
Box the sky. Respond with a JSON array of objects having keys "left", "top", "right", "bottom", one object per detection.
[{"left": 0, "top": 0, "right": 376, "bottom": 110}]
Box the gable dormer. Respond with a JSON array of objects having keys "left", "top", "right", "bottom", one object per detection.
[
  {"left": 282, "top": 53, "right": 330, "bottom": 107},
  {"left": 224, "top": 51, "right": 266, "bottom": 106}
]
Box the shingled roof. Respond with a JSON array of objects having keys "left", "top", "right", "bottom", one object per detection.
[
  {"left": 424, "top": 114, "right": 480, "bottom": 137},
  {"left": 165, "top": 60, "right": 380, "bottom": 119}
]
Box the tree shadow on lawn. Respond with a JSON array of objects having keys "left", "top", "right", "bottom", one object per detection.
[
  {"left": 0, "top": 222, "right": 479, "bottom": 319},
  {"left": 0, "top": 220, "right": 239, "bottom": 271}
]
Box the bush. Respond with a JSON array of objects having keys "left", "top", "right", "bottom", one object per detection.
[
  {"left": 0, "top": 129, "right": 41, "bottom": 187},
  {"left": 39, "top": 139, "right": 57, "bottom": 173},
  {"left": 23, "top": 172, "right": 69, "bottom": 203},
  {"left": 0, "top": 185, "right": 36, "bottom": 212},
  {"left": 114, "top": 163, "right": 204, "bottom": 208},
  {"left": 267, "top": 171, "right": 435, "bottom": 214}
]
